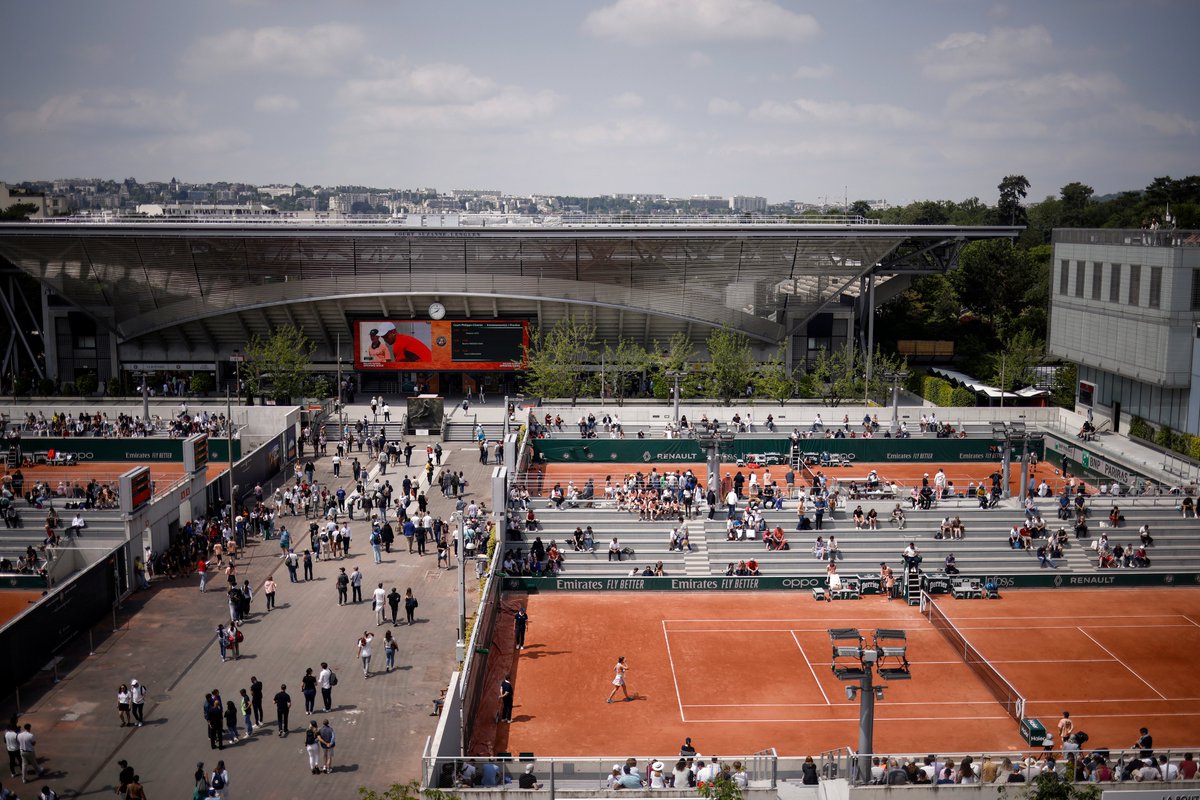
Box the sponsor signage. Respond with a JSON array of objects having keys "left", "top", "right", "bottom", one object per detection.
[
  {"left": 502, "top": 571, "right": 1200, "bottom": 592},
  {"left": 354, "top": 319, "right": 528, "bottom": 371},
  {"left": 12, "top": 437, "right": 238, "bottom": 463},
  {"left": 1043, "top": 436, "right": 1141, "bottom": 486}
]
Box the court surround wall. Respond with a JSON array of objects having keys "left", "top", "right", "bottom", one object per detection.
[{"left": 531, "top": 438, "right": 1008, "bottom": 464}]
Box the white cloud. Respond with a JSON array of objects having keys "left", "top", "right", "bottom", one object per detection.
[
  {"left": 6, "top": 89, "right": 197, "bottom": 134},
  {"left": 610, "top": 91, "right": 645, "bottom": 110},
  {"left": 144, "top": 128, "right": 253, "bottom": 155},
  {"left": 750, "top": 97, "right": 925, "bottom": 129},
  {"left": 254, "top": 94, "right": 299, "bottom": 113},
  {"left": 338, "top": 60, "right": 559, "bottom": 132},
  {"left": 707, "top": 97, "right": 744, "bottom": 116},
  {"left": 550, "top": 118, "right": 676, "bottom": 148},
  {"left": 180, "top": 23, "right": 366, "bottom": 77},
  {"left": 946, "top": 71, "right": 1125, "bottom": 114},
  {"left": 918, "top": 25, "right": 1053, "bottom": 81},
  {"left": 794, "top": 64, "right": 833, "bottom": 80},
  {"left": 584, "top": 0, "right": 818, "bottom": 45}
]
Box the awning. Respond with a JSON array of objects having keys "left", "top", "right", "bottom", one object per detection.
[{"left": 929, "top": 367, "right": 1045, "bottom": 399}]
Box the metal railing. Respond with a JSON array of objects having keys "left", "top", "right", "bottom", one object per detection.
[
  {"left": 424, "top": 752, "right": 779, "bottom": 794},
  {"left": 13, "top": 213, "right": 883, "bottom": 228},
  {"left": 1053, "top": 228, "right": 1200, "bottom": 248}
]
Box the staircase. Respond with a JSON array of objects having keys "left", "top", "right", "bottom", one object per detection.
[
  {"left": 905, "top": 567, "right": 922, "bottom": 605},
  {"left": 444, "top": 421, "right": 505, "bottom": 443},
  {"left": 5, "top": 448, "right": 17, "bottom": 468},
  {"left": 683, "top": 523, "right": 710, "bottom": 576}
]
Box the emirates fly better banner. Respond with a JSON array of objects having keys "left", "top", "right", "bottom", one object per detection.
[{"left": 354, "top": 320, "right": 527, "bottom": 371}]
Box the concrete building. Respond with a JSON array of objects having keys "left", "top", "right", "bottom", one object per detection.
[
  {"left": 730, "top": 195, "right": 768, "bottom": 214},
  {"left": 1048, "top": 227, "right": 1200, "bottom": 435}
]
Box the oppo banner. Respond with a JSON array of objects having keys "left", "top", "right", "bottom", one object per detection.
[{"left": 354, "top": 319, "right": 527, "bottom": 371}]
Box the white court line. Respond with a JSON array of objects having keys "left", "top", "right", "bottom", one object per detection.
[
  {"left": 664, "top": 624, "right": 1198, "bottom": 633},
  {"left": 1181, "top": 614, "right": 1200, "bottom": 630},
  {"left": 1076, "top": 627, "right": 1168, "bottom": 700},
  {"left": 684, "top": 700, "right": 1005, "bottom": 708},
  {"left": 662, "top": 620, "right": 687, "bottom": 723},
  {"left": 791, "top": 630, "right": 831, "bottom": 705},
  {"left": 681, "top": 715, "right": 1013, "bottom": 724}
]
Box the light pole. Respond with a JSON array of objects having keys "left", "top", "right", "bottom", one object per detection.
[
  {"left": 830, "top": 628, "right": 910, "bottom": 782},
  {"left": 881, "top": 370, "right": 909, "bottom": 434},
  {"left": 454, "top": 510, "right": 467, "bottom": 662},
  {"left": 230, "top": 349, "right": 244, "bottom": 407},
  {"left": 335, "top": 333, "right": 345, "bottom": 438},
  {"left": 226, "top": 387, "right": 235, "bottom": 519},
  {"left": 665, "top": 369, "right": 687, "bottom": 432},
  {"left": 134, "top": 371, "right": 149, "bottom": 424}
]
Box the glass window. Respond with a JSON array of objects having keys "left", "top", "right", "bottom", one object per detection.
[
  {"left": 1075, "top": 260, "right": 1085, "bottom": 297},
  {"left": 1148, "top": 266, "right": 1161, "bottom": 308},
  {"left": 1059, "top": 259, "right": 1070, "bottom": 295},
  {"left": 1129, "top": 264, "right": 1141, "bottom": 306},
  {"left": 1092, "top": 262, "right": 1103, "bottom": 300},
  {"left": 1110, "top": 263, "right": 1122, "bottom": 303}
]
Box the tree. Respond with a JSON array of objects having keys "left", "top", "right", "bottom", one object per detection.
[
  {"left": 358, "top": 779, "right": 458, "bottom": 800},
  {"left": 1059, "top": 181, "right": 1094, "bottom": 227},
  {"left": 601, "top": 338, "right": 651, "bottom": 405},
  {"left": 997, "top": 174, "right": 1031, "bottom": 225},
  {"left": 848, "top": 199, "right": 872, "bottom": 219},
  {"left": 800, "top": 345, "right": 860, "bottom": 406},
  {"left": 1050, "top": 362, "right": 1077, "bottom": 408},
  {"left": 702, "top": 327, "right": 757, "bottom": 405},
  {"left": 0, "top": 203, "right": 39, "bottom": 221},
  {"left": 755, "top": 349, "right": 796, "bottom": 404},
  {"left": 243, "top": 323, "right": 322, "bottom": 404},
  {"left": 988, "top": 329, "right": 1044, "bottom": 391},
  {"left": 650, "top": 332, "right": 697, "bottom": 400},
  {"left": 521, "top": 317, "right": 597, "bottom": 404}
]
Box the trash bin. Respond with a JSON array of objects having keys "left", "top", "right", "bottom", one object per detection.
[{"left": 1020, "top": 718, "right": 1047, "bottom": 747}]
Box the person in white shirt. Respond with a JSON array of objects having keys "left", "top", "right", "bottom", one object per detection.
[
  {"left": 372, "top": 583, "right": 387, "bottom": 626},
  {"left": 357, "top": 632, "right": 374, "bottom": 678},
  {"left": 69, "top": 513, "right": 87, "bottom": 536}
]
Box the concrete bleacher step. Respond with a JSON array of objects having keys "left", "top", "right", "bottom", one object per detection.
[{"left": 683, "top": 526, "right": 709, "bottom": 577}]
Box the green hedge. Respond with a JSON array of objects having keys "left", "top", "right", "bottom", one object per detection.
[
  {"left": 913, "top": 374, "right": 975, "bottom": 407},
  {"left": 1131, "top": 415, "right": 1200, "bottom": 462}
]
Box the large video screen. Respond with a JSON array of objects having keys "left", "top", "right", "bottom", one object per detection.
[{"left": 354, "top": 320, "right": 528, "bottom": 371}]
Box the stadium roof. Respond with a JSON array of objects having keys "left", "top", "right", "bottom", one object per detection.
[{"left": 0, "top": 218, "right": 1019, "bottom": 362}]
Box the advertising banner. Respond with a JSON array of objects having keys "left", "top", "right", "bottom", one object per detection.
[{"left": 354, "top": 319, "right": 527, "bottom": 371}]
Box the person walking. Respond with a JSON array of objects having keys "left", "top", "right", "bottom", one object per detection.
[
  {"left": 249, "top": 676, "right": 264, "bottom": 727},
  {"left": 318, "top": 663, "right": 334, "bottom": 711},
  {"left": 273, "top": 684, "right": 291, "bottom": 737},
  {"left": 239, "top": 688, "right": 254, "bottom": 738},
  {"left": 350, "top": 566, "right": 363, "bottom": 603},
  {"left": 383, "top": 630, "right": 397, "bottom": 673},
  {"left": 305, "top": 721, "right": 322, "bottom": 775},
  {"left": 357, "top": 631, "right": 375, "bottom": 678},
  {"left": 370, "top": 526, "right": 383, "bottom": 564},
  {"left": 302, "top": 549, "right": 313, "bottom": 581},
  {"left": 499, "top": 675, "right": 514, "bottom": 724},
  {"left": 372, "top": 583, "right": 387, "bottom": 626},
  {"left": 336, "top": 568, "right": 349, "bottom": 605},
  {"left": 263, "top": 577, "right": 277, "bottom": 611},
  {"left": 514, "top": 606, "right": 529, "bottom": 651},
  {"left": 387, "top": 587, "right": 402, "bottom": 626},
  {"left": 300, "top": 667, "right": 318, "bottom": 715},
  {"left": 215, "top": 624, "right": 229, "bottom": 663},
  {"left": 129, "top": 679, "right": 146, "bottom": 727},
  {"left": 193, "top": 762, "right": 209, "bottom": 800},
  {"left": 223, "top": 700, "right": 239, "bottom": 744},
  {"left": 286, "top": 550, "right": 299, "bottom": 583},
  {"left": 117, "top": 684, "right": 132, "bottom": 728},
  {"left": 210, "top": 761, "right": 229, "bottom": 799},
  {"left": 318, "top": 720, "right": 336, "bottom": 774},
  {"left": 404, "top": 587, "right": 418, "bottom": 624},
  {"left": 606, "top": 656, "right": 631, "bottom": 703}
]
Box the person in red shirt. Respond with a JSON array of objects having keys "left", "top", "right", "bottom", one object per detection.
[
  {"left": 1179, "top": 754, "right": 1197, "bottom": 780},
  {"left": 197, "top": 557, "right": 209, "bottom": 593}
]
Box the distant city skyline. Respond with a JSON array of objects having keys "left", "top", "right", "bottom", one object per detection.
[{"left": 3, "top": 0, "right": 1197, "bottom": 205}]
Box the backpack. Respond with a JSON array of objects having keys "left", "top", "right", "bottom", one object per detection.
[
  {"left": 211, "top": 774, "right": 225, "bottom": 790},
  {"left": 234, "top": 629, "right": 244, "bottom": 643},
  {"left": 329, "top": 671, "right": 338, "bottom": 687}
]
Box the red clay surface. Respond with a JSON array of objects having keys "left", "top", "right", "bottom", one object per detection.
[
  {"left": 522, "top": 460, "right": 1079, "bottom": 498},
  {"left": 2, "top": 461, "right": 227, "bottom": 496},
  {"left": 471, "top": 588, "right": 1200, "bottom": 758},
  {"left": 0, "top": 590, "right": 47, "bottom": 626}
]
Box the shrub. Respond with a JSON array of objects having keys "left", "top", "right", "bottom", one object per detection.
[
  {"left": 36, "top": 377, "right": 56, "bottom": 395},
  {"left": 1127, "top": 416, "right": 1154, "bottom": 441},
  {"left": 1155, "top": 424, "right": 1175, "bottom": 449},
  {"left": 75, "top": 372, "right": 98, "bottom": 396},
  {"left": 190, "top": 372, "right": 215, "bottom": 394},
  {"left": 950, "top": 386, "right": 977, "bottom": 407}
]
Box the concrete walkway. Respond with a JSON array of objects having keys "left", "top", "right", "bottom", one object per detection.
[{"left": 0, "top": 422, "right": 501, "bottom": 799}]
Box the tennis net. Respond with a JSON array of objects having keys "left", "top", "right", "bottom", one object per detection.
[{"left": 921, "top": 591, "right": 1026, "bottom": 721}]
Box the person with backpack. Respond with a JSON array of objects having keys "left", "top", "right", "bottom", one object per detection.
[
  {"left": 404, "top": 588, "right": 418, "bottom": 624},
  {"left": 370, "top": 525, "right": 382, "bottom": 564},
  {"left": 318, "top": 663, "right": 335, "bottom": 711},
  {"left": 210, "top": 760, "right": 229, "bottom": 798}
]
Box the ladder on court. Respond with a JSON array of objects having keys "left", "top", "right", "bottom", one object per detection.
[{"left": 905, "top": 567, "right": 922, "bottom": 605}]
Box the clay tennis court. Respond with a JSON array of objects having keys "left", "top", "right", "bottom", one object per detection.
[
  {"left": 0, "top": 590, "right": 47, "bottom": 626},
  {"left": 523, "top": 459, "right": 1080, "bottom": 498},
  {"left": 473, "top": 588, "right": 1200, "bottom": 758},
  {"left": 2, "top": 460, "right": 228, "bottom": 496}
]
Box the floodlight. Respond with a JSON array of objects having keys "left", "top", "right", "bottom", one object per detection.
[
  {"left": 862, "top": 649, "right": 878, "bottom": 664},
  {"left": 874, "top": 687, "right": 885, "bottom": 700},
  {"left": 835, "top": 646, "right": 862, "bottom": 658},
  {"left": 845, "top": 686, "right": 857, "bottom": 701}
]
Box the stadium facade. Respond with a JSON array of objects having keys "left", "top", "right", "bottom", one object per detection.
[
  {"left": 1048, "top": 228, "right": 1200, "bottom": 435},
  {"left": 0, "top": 217, "right": 1018, "bottom": 395}
]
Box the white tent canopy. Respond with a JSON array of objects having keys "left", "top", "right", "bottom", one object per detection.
[{"left": 930, "top": 367, "right": 1048, "bottom": 400}]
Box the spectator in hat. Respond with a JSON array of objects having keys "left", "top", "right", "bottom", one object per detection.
[{"left": 519, "top": 764, "right": 542, "bottom": 789}]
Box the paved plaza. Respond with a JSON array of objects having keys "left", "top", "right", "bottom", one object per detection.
[{"left": 0, "top": 406, "right": 500, "bottom": 799}]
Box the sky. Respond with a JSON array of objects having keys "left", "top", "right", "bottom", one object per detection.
[{"left": 2, "top": 0, "right": 1197, "bottom": 205}]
